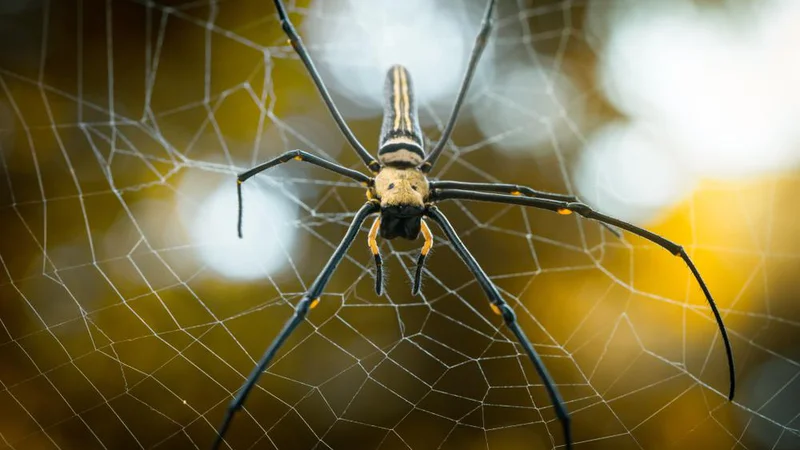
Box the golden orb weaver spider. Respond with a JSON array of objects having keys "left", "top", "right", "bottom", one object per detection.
[{"left": 213, "top": 1, "right": 736, "bottom": 448}]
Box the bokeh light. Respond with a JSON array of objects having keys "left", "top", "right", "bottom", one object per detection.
[
  {"left": 472, "top": 59, "right": 585, "bottom": 157},
  {"left": 303, "top": 0, "right": 491, "bottom": 124},
  {"left": 574, "top": 120, "right": 694, "bottom": 224},
  {"left": 597, "top": 0, "right": 800, "bottom": 179},
  {"left": 181, "top": 178, "right": 299, "bottom": 281}
]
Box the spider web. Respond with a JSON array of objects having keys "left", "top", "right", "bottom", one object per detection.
[{"left": 0, "top": 0, "right": 799, "bottom": 449}]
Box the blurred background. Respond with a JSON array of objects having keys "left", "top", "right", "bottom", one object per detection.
[{"left": 0, "top": 0, "right": 799, "bottom": 448}]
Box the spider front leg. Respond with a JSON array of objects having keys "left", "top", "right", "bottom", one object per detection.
[
  {"left": 433, "top": 189, "right": 736, "bottom": 401},
  {"left": 425, "top": 206, "right": 573, "bottom": 450},
  {"left": 237, "top": 149, "right": 371, "bottom": 238},
  {"left": 212, "top": 202, "right": 379, "bottom": 450},
  {"left": 430, "top": 180, "right": 622, "bottom": 238},
  {"left": 270, "top": 0, "right": 380, "bottom": 172},
  {"left": 422, "top": 0, "right": 496, "bottom": 172}
]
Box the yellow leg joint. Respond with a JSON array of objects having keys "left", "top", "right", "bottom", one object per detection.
[
  {"left": 310, "top": 298, "right": 320, "bottom": 309},
  {"left": 557, "top": 208, "right": 572, "bottom": 215},
  {"left": 510, "top": 191, "right": 522, "bottom": 196},
  {"left": 490, "top": 303, "right": 501, "bottom": 316},
  {"left": 368, "top": 217, "right": 381, "bottom": 255},
  {"left": 293, "top": 155, "right": 303, "bottom": 161},
  {"left": 420, "top": 219, "right": 433, "bottom": 255}
]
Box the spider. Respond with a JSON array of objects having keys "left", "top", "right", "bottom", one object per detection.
[{"left": 213, "top": 1, "right": 735, "bottom": 448}]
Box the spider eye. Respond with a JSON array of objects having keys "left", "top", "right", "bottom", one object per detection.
[
  {"left": 388, "top": 183, "right": 395, "bottom": 190},
  {"left": 411, "top": 185, "right": 418, "bottom": 191}
]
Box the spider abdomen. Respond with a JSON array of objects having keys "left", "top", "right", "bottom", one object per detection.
[{"left": 378, "top": 65, "right": 425, "bottom": 168}]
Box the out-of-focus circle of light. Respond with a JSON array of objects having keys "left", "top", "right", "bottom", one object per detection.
[
  {"left": 738, "top": 357, "right": 800, "bottom": 449},
  {"left": 759, "top": 0, "right": 800, "bottom": 146},
  {"left": 574, "top": 121, "right": 694, "bottom": 225},
  {"left": 472, "top": 60, "right": 584, "bottom": 157},
  {"left": 597, "top": 0, "right": 800, "bottom": 179},
  {"left": 583, "top": 0, "right": 678, "bottom": 52},
  {"left": 187, "top": 181, "right": 299, "bottom": 281},
  {"left": 303, "top": 0, "right": 487, "bottom": 124}
]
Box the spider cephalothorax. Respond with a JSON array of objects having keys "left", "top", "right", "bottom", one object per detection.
[
  {"left": 221, "top": 1, "right": 735, "bottom": 449},
  {"left": 373, "top": 167, "right": 430, "bottom": 239}
]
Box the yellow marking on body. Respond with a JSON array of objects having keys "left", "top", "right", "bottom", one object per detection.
[
  {"left": 490, "top": 303, "right": 501, "bottom": 316},
  {"left": 310, "top": 298, "right": 320, "bottom": 309},
  {"left": 368, "top": 217, "right": 381, "bottom": 255},
  {"left": 237, "top": 179, "right": 242, "bottom": 185},
  {"left": 510, "top": 191, "right": 522, "bottom": 196},
  {"left": 392, "top": 66, "right": 402, "bottom": 131},
  {"left": 399, "top": 66, "right": 411, "bottom": 132},
  {"left": 294, "top": 155, "right": 303, "bottom": 161},
  {"left": 420, "top": 219, "right": 433, "bottom": 255},
  {"left": 557, "top": 208, "right": 572, "bottom": 215}
]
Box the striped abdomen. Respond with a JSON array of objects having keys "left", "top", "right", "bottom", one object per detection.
[{"left": 378, "top": 65, "right": 425, "bottom": 168}]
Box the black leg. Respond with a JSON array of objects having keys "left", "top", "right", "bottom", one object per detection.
[
  {"left": 426, "top": 206, "right": 572, "bottom": 450},
  {"left": 212, "top": 202, "right": 379, "bottom": 450},
  {"left": 420, "top": 0, "right": 496, "bottom": 173},
  {"left": 432, "top": 189, "right": 736, "bottom": 401},
  {"left": 271, "top": 0, "right": 380, "bottom": 172},
  {"left": 237, "top": 150, "right": 371, "bottom": 238},
  {"left": 430, "top": 180, "right": 622, "bottom": 238},
  {"left": 412, "top": 219, "right": 433, "bottom": 296},
  {"left": 368, "top": 217, "right": 384, "bottom": 296}
]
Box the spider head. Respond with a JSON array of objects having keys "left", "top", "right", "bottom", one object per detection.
[
  {"left": 374, "top": 167, "right": 429, "bottom": 240},
  {"left": 379, "top": 205, "right": 424, "bottom": 239}
]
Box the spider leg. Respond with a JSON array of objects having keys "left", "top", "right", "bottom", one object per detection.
[
  {"left": 212, "top": 202, "right": 379, "bottom": 450},
  {"left": 430, "top": 180, "right": 622, "bottom": 238},
  {"left": 421, "top": 0, "right": 496, "bottom": 173},
  {"left": 425, "top": 206, "right": 572, "bottom": 450},
  {"left": 368, "top": 217, "right": 383, "bottom": 295},
  {"left": 412, "top": 219, "right": 433, "bottom": 296},
  {"left": 270, "top": 1, "right": 380, "bottom": 172},
  {"left": 433, "top": 189, "right": 736, "bottom": 401},
  {"left": 237, "top": 150, "right": 371, "bottom": 238}
]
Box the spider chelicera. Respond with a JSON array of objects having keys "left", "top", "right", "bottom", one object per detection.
[{"left": 213, "top": 1, "right": 735, "bottom": 448}]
